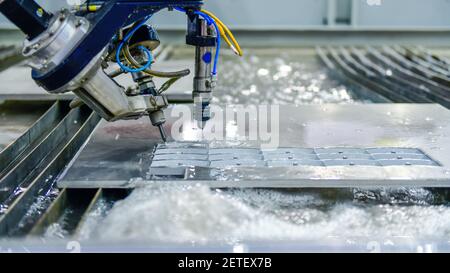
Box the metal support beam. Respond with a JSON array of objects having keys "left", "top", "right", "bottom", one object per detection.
[
  {"left": 327, "top": 0, "right": 337, "bottom": 26},
  {"left": 0, "top": 110, "right": 101, "bottom": 236}
]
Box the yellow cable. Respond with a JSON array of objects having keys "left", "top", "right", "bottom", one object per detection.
[
  {"left": 203, "top": 10, "right": 243, "bottom": 56},
  {"left": 88, "top": 5, "right": 99, "bottom": 12},
  {"left": 201, "top": 9, "right": 243, "bottom": 57},
  {"left": 214, "top": 23, "right": 239, "bottom": 55},
  {"left": 73, "top": 4, "right": 100, "bottom": 12},
  {"left": 118, "top": 9, "right": 243, "bottom": 76},
  {"left": 214, "top": 23, "right": 232, "bottom": 52}
]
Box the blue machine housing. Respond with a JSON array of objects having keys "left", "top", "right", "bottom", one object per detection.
[{"left": 31, "top": 0, "right": 203, "bottom": 91}]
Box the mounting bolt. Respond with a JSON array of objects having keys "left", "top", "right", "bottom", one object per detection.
[{"left": 76, "top": 19, "right": 85, "bottom": 28}]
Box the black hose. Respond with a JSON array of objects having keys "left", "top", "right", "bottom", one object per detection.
[{"left": 0, "top": 0, "right": 53, "bottom": 40}]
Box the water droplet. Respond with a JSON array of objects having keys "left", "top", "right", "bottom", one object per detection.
[{"left": 257, "top": 68, "right": 269, "bottom": 77}]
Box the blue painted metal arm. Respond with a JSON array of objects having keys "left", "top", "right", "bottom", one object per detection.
[{"left": 31, "top": 0, "right": 203, "bottom": 91}]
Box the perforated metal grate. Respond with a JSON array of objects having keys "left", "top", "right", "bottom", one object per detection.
[{"left": 150, "top": 143, "right": 440, "bottom": 172}]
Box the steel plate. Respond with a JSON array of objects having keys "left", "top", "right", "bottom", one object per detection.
[{"left": 58, "top": 104, "right": 450, "bottom": 189}]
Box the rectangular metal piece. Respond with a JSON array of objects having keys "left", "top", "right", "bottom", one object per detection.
[
  {"left": 150, "top": 160, "right": 210, "bottom": 168},
  {"left": 148, "top": 145, "right": 439, "bottom": 173},
  {"left": 152, "top": 154, "right": 208, "bottom": 161},
  {"left": 57, "top": 104, "right": 450, "bottom": 189}
]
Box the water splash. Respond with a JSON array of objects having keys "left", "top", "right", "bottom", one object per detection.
[
  {"left": 80, "top": 184, "right": 450, "bottom": 244},
  {"left": 213, "top": 54, "right": 357, "bottom": 105}
]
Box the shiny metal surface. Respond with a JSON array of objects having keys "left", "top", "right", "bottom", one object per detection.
[
  {"left": 149, "top": 145, "right": 439, "bottom": 169},
  {"left": 58, "top": 104, "right": 450, "bottom": 188},
  {"left": 23, "top": 11, "right": 89, "bottom": 74},
  {"left": 16, "top": 9, "right": 170, "bottom": 122},
  {"left": 1, "top": 237, "right": 450, "bottom": 253},
  {"left": 193, "top": 19, "right": 214, "bottom": 126},
  {"left": 0, "top": 108, "right": 101, "bottom": 236},
  {"left": 0, "top": 100, "right": 52, "bottom": 154}
]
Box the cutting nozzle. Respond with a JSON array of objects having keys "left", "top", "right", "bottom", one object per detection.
[
  {"left": 149, "top": 110, "right": 167, "bottom": 143},
  {"left": 157, "top": 124, "right": 167, "bottom": 142}
]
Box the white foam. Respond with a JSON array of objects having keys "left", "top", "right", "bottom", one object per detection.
[{"left": 85, "top": 184, "right": 450, "bottom": 243}]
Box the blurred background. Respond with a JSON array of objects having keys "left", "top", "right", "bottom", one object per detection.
[{"left": 2, "top": 0, "right": 450, "bottom": 46}]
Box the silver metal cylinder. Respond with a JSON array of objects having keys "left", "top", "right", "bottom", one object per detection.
[
  {"left": 23, "top": 10, "right": 89, "bottom": 75},
  {"left": 149, "top": 110, "right": 166, "bottom": 126},
  {"left": 81, "top": 67, "right": 130, "bottom": 118},
  {"left": 193, "top": 19, "right": 214, "bottom": 127},
  {"left": 193, "top": 19, "right": 213, "bottom": 94}
]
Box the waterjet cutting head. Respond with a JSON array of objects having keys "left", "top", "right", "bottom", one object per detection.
[{"left": 0, "top": 0, "right": 242, "bottom": 142}]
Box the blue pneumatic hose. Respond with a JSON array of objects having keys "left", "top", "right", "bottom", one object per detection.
[
  {"left": 116, "top": 15, "right": 154, "bottom": 73},
  {"left": 174, "top": 7, "right": 221, "bottom": 75}
]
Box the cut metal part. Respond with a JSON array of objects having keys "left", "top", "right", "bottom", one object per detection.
[
  {"left": 57, "top": 104, "right": 450, "bottom": 189},
  {"left": 148, "top": 146, "right": 440, "bottom": 172}
]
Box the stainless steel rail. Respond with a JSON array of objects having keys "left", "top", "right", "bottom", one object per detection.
[
  {"left": 318, "top": 46, "right": 450, "bottom": 108},
  {"left": 0, "top": 108, "right": 100, "bottom": 236}
]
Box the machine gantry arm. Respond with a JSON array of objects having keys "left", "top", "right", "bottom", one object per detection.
[{"left": 0, "top": 0, "right": 242, "bottom": 141}]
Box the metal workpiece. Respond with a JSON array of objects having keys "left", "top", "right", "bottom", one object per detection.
[
  {"left": 149, "top": 146, "right": 439, "bottom": 170},
  {"left": 58, "top": 104, "right": 450, "bottom": 189}
]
